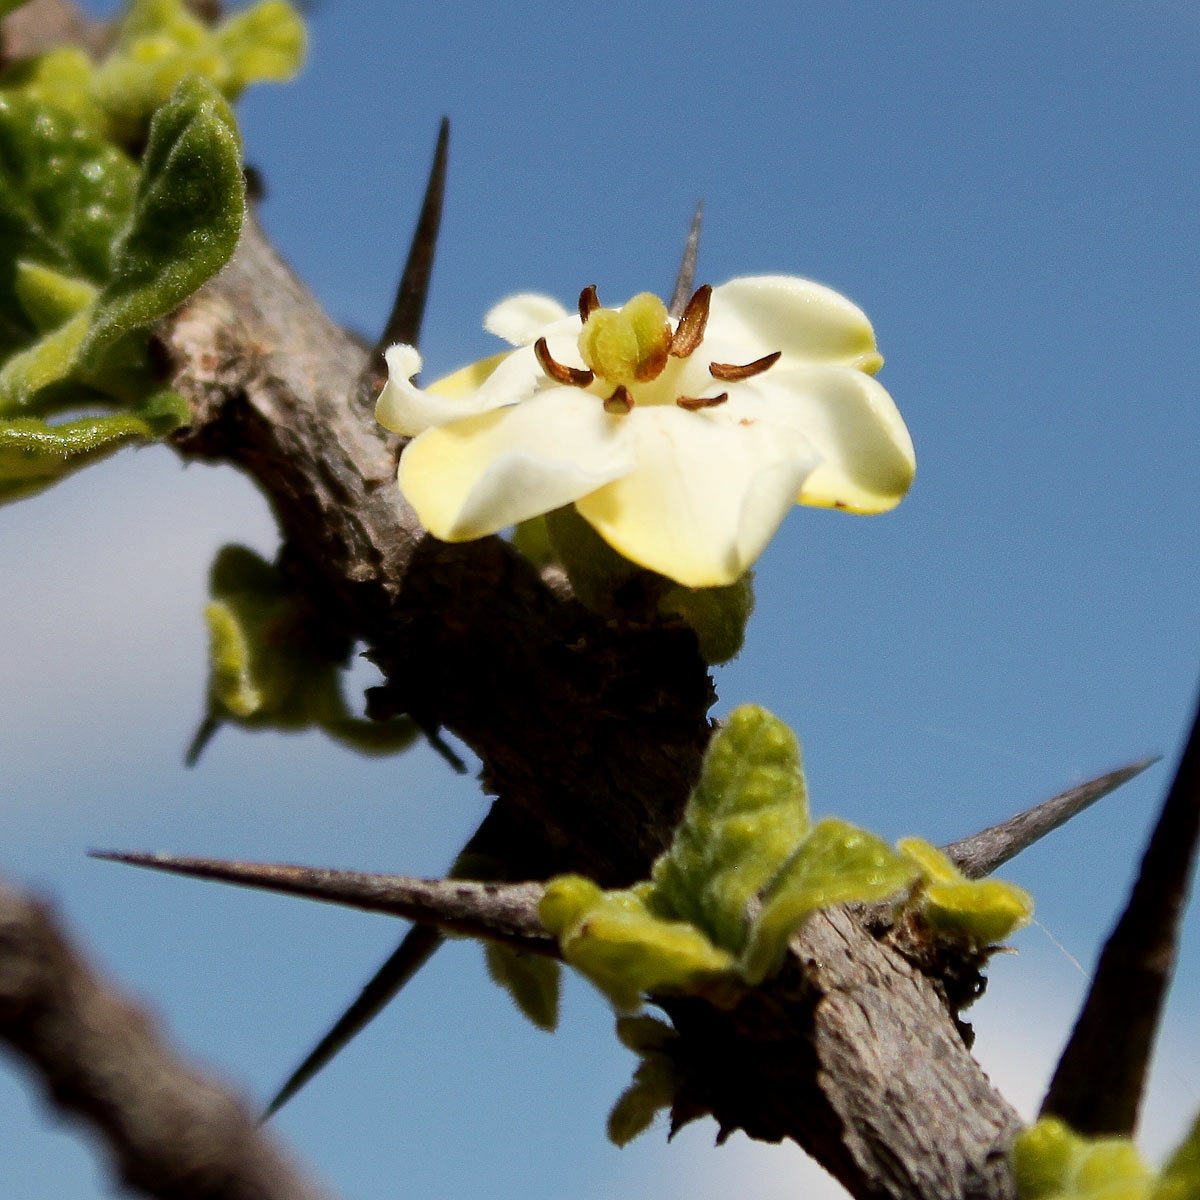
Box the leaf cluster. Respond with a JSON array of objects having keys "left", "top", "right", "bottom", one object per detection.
[
  {"left": 196, "top": 544, "right": 418, "bottom": 758},
  {"left": 2, "top": 0, "right": 305, "bottom": 148},
  {"left": 0, "top": 74, "right": 243, "bottom": 502}
]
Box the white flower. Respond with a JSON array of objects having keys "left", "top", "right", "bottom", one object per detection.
[{"left": 376, "top": 276, "right": 915, "bottom": 589}]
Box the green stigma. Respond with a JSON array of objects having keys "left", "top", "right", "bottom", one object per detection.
[{"left": 578, "top": 293, "right": 672, "bottom": 387}]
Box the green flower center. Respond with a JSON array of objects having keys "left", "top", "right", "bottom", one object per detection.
[
  {"left": 577, "top": 292, "right": 672, "bottom": 387},
  {"left": 532, "top": 285, "right": 781, "bottom": 416}
]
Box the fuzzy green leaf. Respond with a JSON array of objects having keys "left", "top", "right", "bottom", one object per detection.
[
  {"left": 539, "top": 875, "right": 736, "bottom": 1012},
  {"left": 0, "top": 309, "right": 93, "bottom": 412},
  {"left": 648, "top": 704, "right": 811, "bottom": 953},
  {"left": 657, "top": 571, "right": 755, "bottom": 665},
  {"left": 484, "top": 943, "right": 560, "bottom": 1032},
  {"left": 0, "top": 0, "right": 32, "bottom": 18},
  {"left": 81, "top": 76, "right": 243, "bottom": 363},
  {"left": 741, "top": 817, "right": 919, "bottom": 985},
  {"left": 607, "top": 1053, "right": 677, "bottom": 1147},
  {"left": 13, "top": 262, "right": 98, "bottom": 334},
  {"left": 217, "top": 1, "right": 306, "bottom": 95},
  {"left": 1012, "top": 1118, "right": 1154, "bottom": 1200},
  {"left": 92, "top": 0, "right": 304, "bottom": 146},
  {"left": 0, "top": 47, "right": 105, "bottom": 135},
  {"left": 0, "top": 389, "right": 187, "bottom": 503},
  {"left": 0, "top": 93, "right": 136, "bottom": 355},
  {"left": 899, "top": 837, "right": 1034, "bottom": 944},
  {"left": 198, "top": 544, "right": 416, "bottom": 758}
]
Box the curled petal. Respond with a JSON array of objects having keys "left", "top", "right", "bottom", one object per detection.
[
  {"left": 574, "top": 407, "right": 819, "bottom": 588},
  {"left": 398, "top": 388, "right": 636, "bottom": 541},
  {"left": 376, "top": 344, "right": 500, "bottom": 436},
  {"left": 726, "top": 365, "right": 915, "bottom": 513},
  {"left": 708, "top": 276, "right": 883, "bottom": 372},
  {"left": 484, "top": 293, "right": 572, "bottom": 345}
]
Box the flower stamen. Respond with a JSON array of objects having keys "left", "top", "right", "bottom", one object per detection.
[
  {"left": 604, "top": 385, "right": 634, "bottom": 414},
  {"left": 709, "top": 350, "right": 782, "bottom": 382},
  {"left": 676, "top": 392, "right": 729, "bottom": 411},
  {"left": 578, "top": 285, "right": 600, "bottom": 322},
  {"left": 669, "top": 284, "right": 713, "bottom": 358},
  {"left": 535, "top": 337, "right": 595, "bottom": 388}
]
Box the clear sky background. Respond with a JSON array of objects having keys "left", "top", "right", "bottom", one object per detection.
[{"left": 3, "top": 2, "right": 1199, "bottom": 1197}]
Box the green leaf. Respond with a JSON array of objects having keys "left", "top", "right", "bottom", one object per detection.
[
  {"left": 898, "top": 837, "right": 1034, "bottom": 944},
  {"left": 484, "top": 943, "right": 560, "bottom": 1032},
  {"left": 1155, "top": 1110, "right": 1200, "bottom": 1200},
  {"left": 0, "top": 308, "right": 93, "bottom": 412},
  {"left": 13, "top": 261, "right": 98, "bottom": 334},
  {"left": 217, "top": 1, "right": 307, "bottom": 95},
  {"left": 0, "top": 390, "right": 187, "bottom": 503},
  {"left": 657, "top": 571, "right": 755, "bottom": 665},
  {"left": 607, "top": 1052, "right": 677, "bottom": 1147},
  {"left": 82, "top": 75, "right": 243, "bottom": 363},
  {"left": 0, "top": 47, "right": 106, "bottom": 135},
  {"left": 198, "top": 544, "right": 417, "bottom": 758},
  {"left": 648, "top": 704, "right": 811, "bottom": 953},
  {"left": 741, "top": 817, "right": 919, "bottom": 985},
  {"left": 1012, "top": 1118, "right": 1155, "bottom": 1200},
  {"left": 0, "top": 0, "right": 33, "bottom": 17},
  {"left": 539, "top": 875, "right": 736, "bottom": 1013},
  {"left": 0, "top": 93, "right": 136, "bottom": 354}
]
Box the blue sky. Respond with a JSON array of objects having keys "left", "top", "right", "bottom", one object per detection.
[{"left": 2, "top": 2, "right": 1199, "bottom": 1197}]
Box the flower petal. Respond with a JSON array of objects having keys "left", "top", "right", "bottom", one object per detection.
[
  {"left": 708, "top": 276, "right": 883, "bottom": 372},
  {"left": 398, "top": 388, "right": 636, "bottom": 541},
  {"left": 574, "top": 407, "right": 819, "bottom": 588},
  {"left": 425, "top": 351, "right": 511, "bottom": 400},
  {"left": 484, "top": 293, "right": 571, "bottom": 345},
  {"left": 376, "top": 344, "right": 502, "bottom": 436},
  {"left": 725, "top": 365, "right": 915, "bottom": 513}
]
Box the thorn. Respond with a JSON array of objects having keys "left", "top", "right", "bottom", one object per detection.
[
  {"left": 421, "top": 723, "right": 468, "bottom": 774},
  {"left": 668, "top": 200, "right": 703, "bottom": 320},
  {"left": 356, "top": 117, "right": 450, "bottom": 403},
  {"left": 1041, "top": 692, "right": 1200, "bottom": 1136},
  {"left": 184, "top": 714, "right": 221, "bottom": 767},
  {"left": 943, "top": 757, "right": 1160, "bottom": 879},
  {"left": 263, "top": 924, "right": 443, "bottom": 1120},
  {"left": 87, "top": 850, "right": 552, "bottom": 946}
]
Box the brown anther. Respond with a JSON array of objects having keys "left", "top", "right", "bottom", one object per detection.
[
  {"left": 676, "top": 392, "right": 729, "bottom": 411},
  {"left": 708, "top": 350, "right": 782, "bottom": 382},
  {"left": 604, "top": 385, "right": 634, "bottom": 414},
  {"left": 578, "top": 285, "right": 600, "bottom": 322},
  {"left": 669, "top": 284, "right": 712, "bottom": 358},
  {"left": 534, "top": 337, "right": 595, "bottom": 388}
]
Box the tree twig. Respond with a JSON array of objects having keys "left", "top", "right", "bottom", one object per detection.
[{"left": 0, "top": 874, "right": 333, "bottom": 1200}]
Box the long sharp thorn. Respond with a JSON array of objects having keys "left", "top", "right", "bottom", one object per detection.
[
  {"left": 357, "top": 117, "right": 450, "bottom": 403},
  {"left": 1040, "top": 689, "right": 1200, "bottom": 1136},
  {"left": 88, "top": 850, "right": 551, "bottom": 946},
  {"left": 944, "top": 757, "right": 1160, "bottom": 879},
  {"left": 263, "top": 924, "right": 443, "bottom": 1120},
  {"left": 668, "top": 200, "right": 704, "bottom": 320}
]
